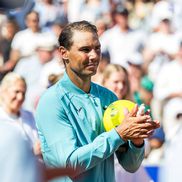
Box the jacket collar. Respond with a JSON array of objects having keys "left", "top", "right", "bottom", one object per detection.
[{"left": 58, "top": 71, "right": 96, "bottom": 96}]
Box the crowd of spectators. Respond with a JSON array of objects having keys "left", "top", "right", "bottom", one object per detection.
[{"left": 0, "top": 0, "right": 182, "bottom": 181}]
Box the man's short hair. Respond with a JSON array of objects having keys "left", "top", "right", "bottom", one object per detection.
[{"left": 58, "top": 20, "right": 98, "bottom": 50}]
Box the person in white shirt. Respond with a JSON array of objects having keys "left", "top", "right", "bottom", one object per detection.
[
  {"left": 14, "top": 37, "right": 59, "bottom": 112},
  {"left": 0, "top": 10, "right": 56, "bottom": 74},
  {"left": 0, "top": 11, "right": 42, "bottom": 73},
  {"left": 0, "top": 72, "right": 41, "bottom": 156},
  {"left": 153, "top": 42, "right": 182, "bottom": 141},
  {"left": 143, "top": 17, "right": 179, "bottom": 80},
  {"left": 100, "top": 5, "right": 146, "bottom": 68}
]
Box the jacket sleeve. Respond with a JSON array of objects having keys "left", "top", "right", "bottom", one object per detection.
[
  {"left": 115, "top": 141, "right": 144, "bottom": 173},
  {"left": 36, "top": 89, "right": 144, "bottom": 177}
]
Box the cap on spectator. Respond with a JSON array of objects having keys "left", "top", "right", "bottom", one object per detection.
[
  {"left": 141, "top": 76, "right": 154, "bottom": 92},
  {"left": 127, "top": 53, "right": 143, "bottom": 66},
  {"left": 37, "top": 34, "right": 57, "bottom": 51},
  {"left": 150, "top": 0, "right": 173, "bottom": 29},
  {"left": 37, "top": 42, "right": 56, "bottom": 51},
  {"left": 159, "top": 15, "right": 172, "bottom": 23},
  {"left": 114, "top": 5, "right": 129, "bottom": 16}
]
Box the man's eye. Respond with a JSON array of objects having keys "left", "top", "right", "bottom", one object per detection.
[{"left": 81, "top": 48, "right": 90, "bottom": 53}]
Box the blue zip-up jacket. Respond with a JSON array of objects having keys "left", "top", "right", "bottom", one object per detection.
[{"left": 36, "top": 72, "right": 144, "bottom": 182}]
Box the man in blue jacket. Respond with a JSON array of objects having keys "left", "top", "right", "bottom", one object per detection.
[{"left": 36, "top": 20, "right": 159, "bottom": 182}]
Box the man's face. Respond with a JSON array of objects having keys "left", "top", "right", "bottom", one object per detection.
[
  {"left": 115, "top": 14, "right": 128, "bottom": 29},
  {"left": 65, "top": 31, "right": 101, "bottom": 78},
  {"left": 26, "top": 12, "right": 39, "bottom": 30}
]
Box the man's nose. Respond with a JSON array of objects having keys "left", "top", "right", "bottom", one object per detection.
[{"left": 89, "top": 49, "right": 99, "bottom": 59}]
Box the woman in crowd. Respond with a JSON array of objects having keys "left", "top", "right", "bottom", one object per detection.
[{"left": 102, "top": 64, "right": 131, "bottom": 100}]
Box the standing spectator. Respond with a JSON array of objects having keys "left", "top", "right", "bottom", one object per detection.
[
  {"left": 100, "top": 5, "right": 146, "bottom": 67},
  {"left": 14, "top": 36, "right": 57, "bottom": 112},
  {"left": 0, "top": 11, "right": 55, "bottom": 74},
  {"left": 143, "top": 17, "right": 179, "bottom": 79},
  {"left": 0, "top": 11, "right": 40, "bottom": 73},
  {"left": 153, "top": 41, "right": 182, "bottom": 141},
  {"left": 10, "top": 11, "right": 41, "bottom": 58}
]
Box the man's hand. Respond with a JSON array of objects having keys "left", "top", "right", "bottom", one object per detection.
[{"left": 115, "top": 104, "right": 160, "bottom": 144}]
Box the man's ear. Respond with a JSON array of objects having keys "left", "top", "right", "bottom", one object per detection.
[{"left": 59, "top": 46, "right": 69, "bottom": 61}]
